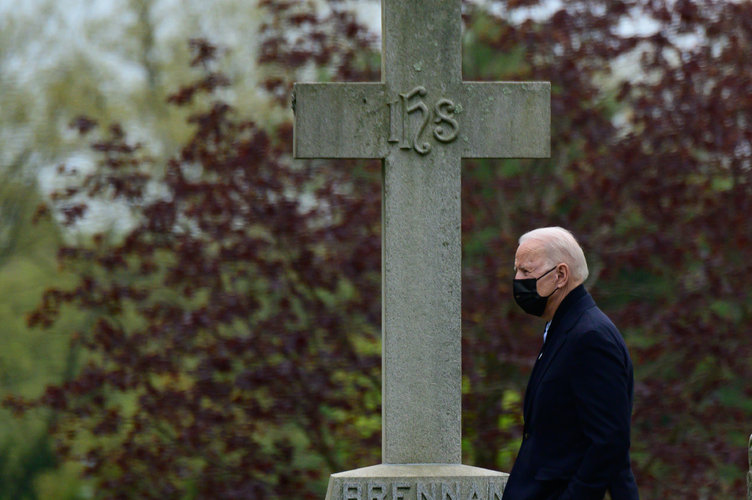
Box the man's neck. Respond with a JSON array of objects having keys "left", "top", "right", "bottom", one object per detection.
[{"left": 541, "top": 282, "right": 582, "bottom": 321}]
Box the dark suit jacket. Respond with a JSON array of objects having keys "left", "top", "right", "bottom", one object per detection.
[{"left": 503, "top": 285, "right": 639, "bottom": 500}]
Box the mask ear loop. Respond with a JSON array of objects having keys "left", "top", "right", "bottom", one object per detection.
[
  {"left": 540, "top": 265, "right": 562, "bottom": 298},
  {"left": 535, "top": 265, "right": 558, "bottom": 281},
  {"left": 541, "top": 285, "right": 559, "bottom": 299}
]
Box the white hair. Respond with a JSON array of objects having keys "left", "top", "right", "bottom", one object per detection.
[{"left": 519, "top": 227, "right": 589, "bottom": 284}]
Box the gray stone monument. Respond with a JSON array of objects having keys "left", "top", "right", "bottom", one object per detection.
[{"left": 293, "top": 1, "right": 550, "bottom": 498}]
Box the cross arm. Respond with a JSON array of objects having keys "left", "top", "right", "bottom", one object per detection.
[
  {"left": 460, "top": 82, "right": 551, "bottom": 159},
  {"left": 293, "top": 82, "right": 388, "bottom": 159}
]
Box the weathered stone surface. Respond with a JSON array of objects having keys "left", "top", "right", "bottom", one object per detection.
[
  {"left": 294, "top": 80, "right": 550, "bottom": 161},
  {"left": 293, "top": 83, "right": 388, "bottom": 159},
  {"left": 324, "top": 464, "right": 507, "bottom": 500},
  {"left": 292, "top": 0, "right": 549, "bottom": 487},
  {"left": 381, "top": 136, "right": 463, "bottom": 464},
  {"left": 460, "top": 82, "right": 551, "bottom": 158}
]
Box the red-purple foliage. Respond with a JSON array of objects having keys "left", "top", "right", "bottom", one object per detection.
[{"left": 461, "top": 1, "right": 752, "bottom": 498}]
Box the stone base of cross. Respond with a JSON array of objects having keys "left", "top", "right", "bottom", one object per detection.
[
  {"left": 326, "top": 464, "right": 506, "bottom": 500},
  {"left": 293, "top": 1, "right": 549, "bottom": 498}
]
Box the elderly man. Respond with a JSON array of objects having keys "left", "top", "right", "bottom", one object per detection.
[{"left": 503, "top": 227, "right": 639, "bottom": 500}]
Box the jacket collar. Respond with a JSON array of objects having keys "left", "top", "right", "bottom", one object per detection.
[{"left": 545, "top": 284, "right": 591, "bottom": 343}]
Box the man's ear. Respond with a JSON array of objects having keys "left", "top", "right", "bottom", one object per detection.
[{"left": 557, "top": 263, "right": 570, "bottom": 287}]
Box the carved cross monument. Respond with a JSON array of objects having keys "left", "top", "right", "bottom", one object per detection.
[{"left": 293, "top": 0, "right": 549, "bottom": 498}]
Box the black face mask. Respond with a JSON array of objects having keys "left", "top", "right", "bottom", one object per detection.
[{"left": 513, "top": 266, "right": 558, "bottom": 317}]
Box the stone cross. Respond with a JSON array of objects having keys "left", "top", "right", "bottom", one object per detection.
[{"left": 294, "top": 0, "right": 549, "bottom": 496}]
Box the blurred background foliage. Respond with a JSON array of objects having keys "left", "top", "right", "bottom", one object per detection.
[{"left": 1, "top": 0, "right": 751, "bottom": 498}]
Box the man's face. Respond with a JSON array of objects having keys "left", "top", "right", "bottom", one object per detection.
[{"left": 514, "top": 239, "right": 557, "bottom": 297}]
